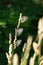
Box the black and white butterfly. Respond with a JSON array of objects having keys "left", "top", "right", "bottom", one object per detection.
[
  {"left": 15, "top": 28, "right": 23, "bottom": 36},
  {"left": 17, "top": 28, "right": 23, "bottom": 36},
  {"left": 16, "top": 40, "right": 22, "bottom": 47},
  {"left": 21, "top": 16, "right": 28, "bottom": 23}
]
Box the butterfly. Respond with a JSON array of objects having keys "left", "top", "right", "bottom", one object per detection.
[
  {"left": 21, "top": 16, "right": 28, "bottom": 23},
  {"left": 17, "top": 28, "right": 23, "bottom": 36},
  {"left": 16, "top": 40, "right": 22, "bottom": 47},
  {"left": 15, "top": 28, "right": 23, "bottom": 36}
]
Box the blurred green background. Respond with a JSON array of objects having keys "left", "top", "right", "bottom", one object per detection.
[{"left": 0, "top": 0, "right": 43, "bottom": 65}]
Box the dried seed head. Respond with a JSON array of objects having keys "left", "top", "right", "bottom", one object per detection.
[
  {"left": 9, "top": 33, "right": 12, "bottom": 44},
  {"left": 22, "top": 43, "right": 26, "bottom": 52},
  {"left": 9, "top": 44, "right": 12, "bottom": 56},
  {"left": 38, "top": 17, "right": 43, "bottom": 36},
  {"left": 13, "top": 54, "right": 19, "bottom": 65},
  {"left": 33, "top": 42, "right": 39, "bottom": 55},
  {"left": 29, "top": 53, "right": 37, "bottom": 65}
]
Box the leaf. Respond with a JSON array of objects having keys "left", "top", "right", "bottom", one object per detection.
[
  {"left": 0, "top": 22, "right": 6, "bottom": 25},
  {"left": 17, "top": 28, "right": 23, "bottom": 36},
  {"left": 0, "top": 22, "right": 6, "bottom": 28},
  {"left": 22, "top": 43, "right": 26, "bottom": 52},
  {"left": 21, "top": 16, "right": 28, "bottom": 23},
  {"left": 16, "top": 40, "right": 22, "bottom": 47}
]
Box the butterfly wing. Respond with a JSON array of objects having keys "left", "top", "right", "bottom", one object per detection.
[
  {"left": 21, "top": 16, "right": 28, "bottom": 23},
  {"left": 17, "top": 28, "right": 23, "bottom": 36},
  {"left": 16, "top": 40, "right": 22, "bottom": 47}
]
